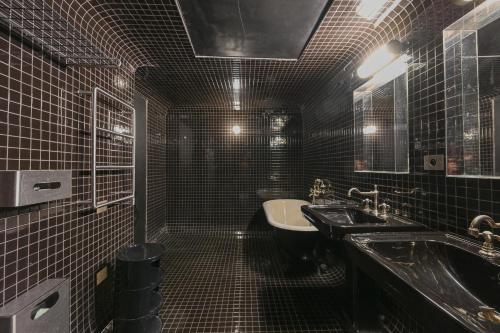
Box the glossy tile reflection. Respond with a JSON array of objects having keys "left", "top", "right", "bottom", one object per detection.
[
  {"left": 158, "top": 232, "right": 345, "bottom": 332},
  {"left": 166, "top": 110, "right": 303, "bottom": 233}
]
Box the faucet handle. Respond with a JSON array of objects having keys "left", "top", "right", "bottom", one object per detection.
[
  {"left": 478, "top": 306, "right": 500, "bottom": 323},
  {"left": 473, "top": 230, "right": 500, "bottom": 257},
  {"left": 361, "top": 198, "right": 372, "bottom": 210},
  {"left": 492, "top": 232, "right": 500, "bottom": 242},
  {"left": 379, "top": 202, "right": 390, "bottom": 216}
]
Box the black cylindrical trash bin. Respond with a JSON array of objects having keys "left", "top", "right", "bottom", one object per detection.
[
  {"left": 114, "top": 243, "right": 164, "bottom": 333},
  {"left": 116, "top": 243, "right": 165, "bottom": 290},
  {"left": 114, "top": 315, "right": 162, "bottom": 333},
  {"left": 115, "top": 288, "right": 162, "bottom": 319}
]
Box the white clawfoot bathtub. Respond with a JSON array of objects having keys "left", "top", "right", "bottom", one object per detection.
[
  {"left": 263, "top": 199, "right": 318, "bottom": 232},
  {"left": 263, "top": 199, "right": 319, "bottom": 265}
]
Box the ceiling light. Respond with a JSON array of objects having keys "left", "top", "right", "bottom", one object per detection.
[
  {"left": 357, "top": 0, "right": 390, "bottom": 19},
  {"left": 232, "top": 125, "right": 241, "bottom": 135},
  {"left": 357, "top": 40, "right": 404, "bottom": 79}
]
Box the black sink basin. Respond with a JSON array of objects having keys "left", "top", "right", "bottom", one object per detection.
[
  {"left": 347, "top": 232, "right": 500, "bottom": 333},
  {"left": 301, "top": 205, "right": 427, "bottom": 239},
  {"left": 310, "top": 206, "right": 382, "bottom": 224}
]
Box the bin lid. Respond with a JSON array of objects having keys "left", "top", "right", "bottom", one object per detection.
[{"left": 117, "top": 243, "right": 165, "bottom": 263}]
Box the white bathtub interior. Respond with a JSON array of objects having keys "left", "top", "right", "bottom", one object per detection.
[{"left": 263, "top": 199, "right": 318, "bottom": 232}]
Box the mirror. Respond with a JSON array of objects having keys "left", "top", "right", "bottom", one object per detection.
[
  {"left": 353, "top": 57, "right": 409, "bottom": 173},
  {"left": 444, "top": 1, "right": 500, "bottom": 178}
]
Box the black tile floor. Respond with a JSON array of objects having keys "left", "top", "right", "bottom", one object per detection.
[{"left": 158, "top": 232, "right": 346, "bottom": 332}]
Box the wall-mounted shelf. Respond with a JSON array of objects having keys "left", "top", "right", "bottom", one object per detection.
[
  {"left": 80, "top": 87, "right": 135, "bottom": 210},
  {"left": 0, "top": 0, "right": 120, "bottom": 67},
  {"left": 0, "top": 170, "right": 72, "bottom": 207}
]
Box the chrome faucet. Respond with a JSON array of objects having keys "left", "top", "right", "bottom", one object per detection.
[
  {"left": 468, "top": 215, "right": 500, "bottom": 257},
  {"left": 378, "top": 202, "right": 390, "bottom": 218},
  {"left": 309, "top": 178, "right": 333, "bottom": 205},
  {"left": 478, "top": 306, "right": 500, "bottom": 324},
  {"left": 348, "top": 185, "right": 379, "bottom": 215},
  {"left": 360, "top": 198, "right": 372, "bottom": 212}
]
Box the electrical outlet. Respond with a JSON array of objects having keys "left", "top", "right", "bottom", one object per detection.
[{"left": 424, "top": 155, "right": 444, "bottom": 170}]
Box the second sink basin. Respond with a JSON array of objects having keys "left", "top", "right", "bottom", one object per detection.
[
  {"left": 346, "top": 232, "right": 500, "bottom": 333},
  {"left": 301, "top": 205, "right": 427, "bottom": 239}
]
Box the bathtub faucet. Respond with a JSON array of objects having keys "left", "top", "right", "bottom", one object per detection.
[
  {"left": 309, "top": 179, "right": 333, "bottom": 205},
  {"left": 348, "top": 185, "right": 379, "bottom": 215}
]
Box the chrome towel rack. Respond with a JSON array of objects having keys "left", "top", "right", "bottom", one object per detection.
[{"left": 79, "top": 87, "right": 135, "bottom": 209}]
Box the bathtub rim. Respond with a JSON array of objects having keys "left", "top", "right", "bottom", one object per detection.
[{"left": 263, "top": 199, "right": 318, "bottom": 232}]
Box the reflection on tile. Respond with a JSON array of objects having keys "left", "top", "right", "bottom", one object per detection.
[
  {"left": 166, "top": 110, "right": 303, "bottom": 233},
  {"left": 159, "top": 232, "right": 345, "bottom": 332}
]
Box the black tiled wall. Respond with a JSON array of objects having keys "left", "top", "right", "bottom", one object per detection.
[
  {"left": 136, "top": 79, "right": 170, "bottom": 241},
  {"left": 0, "top": 3, "right": 168, "bottom": 333},
  {"left": 0, "top": 31, "right": 135, "bottom": 332},
  {"left": 302, "top": 6, "right": 498, "bottom": 332},
  {"left": 303, "top": 1, "right": 498, "bottom": 238},
  {"left": 166, "top": 107, "right": 303, "bottom": 233}
]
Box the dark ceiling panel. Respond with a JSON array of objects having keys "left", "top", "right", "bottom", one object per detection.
[{"left": 176, "top": 0, "right": 331, "bottom": 60}]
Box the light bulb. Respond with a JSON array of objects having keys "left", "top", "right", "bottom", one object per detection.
[{"left": 232, "top": 125, "right": 241, "bottom": 135}]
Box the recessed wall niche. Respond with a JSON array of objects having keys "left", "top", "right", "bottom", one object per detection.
[
  {"left": 353, "top": 58, "right": 409, "bottom": 174},
  {"left": 444, "top": 1, "right": 500, "bottom": 178}
]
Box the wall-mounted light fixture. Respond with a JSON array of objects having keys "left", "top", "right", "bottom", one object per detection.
[
  {"left": 232, "top": 125, "right": 242, "bottom": 135},
  {"left": 357, "top": 40, "right": 407, "bottom": 79},
  {"left": 370, "top": 54, "right": 411, "bottom": 85}
]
